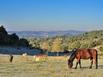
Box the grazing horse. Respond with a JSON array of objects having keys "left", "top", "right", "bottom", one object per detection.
[{"left": 68, "top": 48, "right": 98, "bottom": 69}]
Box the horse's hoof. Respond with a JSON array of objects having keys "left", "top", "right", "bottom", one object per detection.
[
  {"left": 89, "top": 67, "right": 92, "bottom": 69},
  {"left": 80, "top": 67, "right": 82, "bottom": 68},
  {"left": 74, "top": 67, "right": 77, "bottom": 69},
  {"left": 96, "top": 67, "right": 98, "bottom": 69}
]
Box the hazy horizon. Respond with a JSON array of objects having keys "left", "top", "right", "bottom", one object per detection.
[{"left": 0, "top": 0, "right": 103, "bottom": 31}]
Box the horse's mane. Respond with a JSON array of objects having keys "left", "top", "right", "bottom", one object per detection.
[{"left": 69, "top": 49, "right": 77, "bottom": 62}]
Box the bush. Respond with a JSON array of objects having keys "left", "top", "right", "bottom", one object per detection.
[{"left": 99, "top": 47, "right": 103, "bottom": 52}]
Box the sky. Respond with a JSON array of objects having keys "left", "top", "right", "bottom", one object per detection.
[{"left": 0, "top": 0, "right": 103, "bottom": 31}]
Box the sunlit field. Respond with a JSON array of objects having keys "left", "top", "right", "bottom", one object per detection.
[{"left": 0, "top": 55, "right": 103, "bottom": 77}]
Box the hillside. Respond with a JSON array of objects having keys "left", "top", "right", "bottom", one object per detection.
[
  {"left": 0, "top": 26, "right": 29, "bottom": 47},
  {"left": 1, "top": 25, "right": 103, "bottom": 55},
  {"left": 28, "top": 30, "right": 103, "bottom": 53},
  {"left": 0, "top": 26, "right": 38, "bottom": 55}
]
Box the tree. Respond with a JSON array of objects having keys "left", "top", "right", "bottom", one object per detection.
[
  {"left": 62, "top": 43, "right": 68, "bottom": 51},
  {"left": 40, "top": 41, "right": 49, "bottom": 50},
  {"left": 18, "top": 38, "right": 29, "bottom": 47},
  {"left": 0, "top": 25, "right": 8, "bottom": 35},
  {"left": 68, "top": 41, "right": 81, "bottom": 50},
  {"left": 51, "top": 38, "right": 62, "bottom": 56},
  {"left": 0, "top": 25, "right": 31, "bottom": 47},
  {"left": 0, "top": 25, "right": 8, "bottom": 45},
  {"left": 9, "top": 33, "right": 19, "bottom": 46}
]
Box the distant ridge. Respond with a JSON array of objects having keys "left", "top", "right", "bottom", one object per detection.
[{"left": 8, "top": 30, "right": 85, "bottom": 38}]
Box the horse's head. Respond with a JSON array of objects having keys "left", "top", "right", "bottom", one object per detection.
[
  {"left": 68, "top": 59, "right": 73, "bottom": 68},
  {"left": 68, "top": 48, "right": 77, "bottom": 69}
]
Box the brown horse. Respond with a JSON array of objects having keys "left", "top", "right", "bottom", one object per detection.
[{"left": 68, "top": 48, "right": 98, "bottom": 69}]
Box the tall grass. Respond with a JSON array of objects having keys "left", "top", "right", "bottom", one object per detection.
[{"left": 0, "top": 55, "right": 103, "bottom": 77}]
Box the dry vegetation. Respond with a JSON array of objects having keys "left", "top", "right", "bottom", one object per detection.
[{"left": 0, "top": 54, "right": 103, "bottom": 77}]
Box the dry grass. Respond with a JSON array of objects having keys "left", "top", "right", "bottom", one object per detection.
[{"left": 0, "top": 55, "right": 103, "bottom": 77}]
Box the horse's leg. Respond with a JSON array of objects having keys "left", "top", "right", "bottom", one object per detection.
[
  {"left": 95, "top": 59, "right": 98, "bottom": 69},
  {"left": 75, "top": 57, "right": 81, "bottom": 69},
  {"left": 79, "top": 60, "right": 81, "bottom": 68},
  {"left": 94, "top": 57, "right": 98, "bottom": 69},
  {"left": 95, "top": 53, "right": 98, "bottom": 69},
  {"left": 89, "top": 59, "right": 93, "bottom": 69},
  {"left": 75, "top": 59, "right": 80, "bottom": 69},
  {"left": 75, "top": 61, "right": 78, "bottom": 69}
]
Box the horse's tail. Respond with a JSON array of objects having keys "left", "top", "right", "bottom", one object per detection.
[{"left": 96, "top": 50, "right": 98, "bottom": 69}]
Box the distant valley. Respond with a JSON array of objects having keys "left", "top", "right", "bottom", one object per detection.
[{"left": 8, "top": 30, "right": 85, "bottom": 38}]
